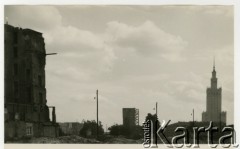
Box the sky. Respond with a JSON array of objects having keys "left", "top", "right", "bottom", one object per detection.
[{"left": 4, "top": 5, "right": 234, "bottom": 128}]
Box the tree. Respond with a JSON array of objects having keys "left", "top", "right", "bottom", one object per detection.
[
  {"left": 145, "top": 113, "right": 160, "bottom": 128},
  {"left": 79, "top": 120, "right": 104, "bottom": 138},
  {"left": 145, "top": 113, "right": 160, "bottom": 143},
  {"left": 108, "top": 124, "right": 143, "bottom": 139},
  {"left": 145, "top": 113, "right": 158, "bottom": 122},
  {"left": 108, "top": 124, "right": 122, "bottom": 136}
]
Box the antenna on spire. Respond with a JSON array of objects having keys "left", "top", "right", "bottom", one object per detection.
[{"left": 213, "top": 56, "right": 215, "bottom": 70}]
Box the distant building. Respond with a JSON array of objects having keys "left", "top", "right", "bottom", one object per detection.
[
  {"left": 122, "top": 108, "right": 139, "bottom": 127},
  {"left": 4, "top": 24, "right": 59, "bottom": 140},
  {"left": 202, "top": 62, "right": 227, "bottom": 124},
  {"left": 59, "top": 122, "right": 83, "bottom": 135}
]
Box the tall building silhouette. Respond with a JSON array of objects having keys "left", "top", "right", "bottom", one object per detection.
[
  {"left": 202, "top": 61, "right": 226, "bottom": 124},
  {"left": 4, "top": 24, "right": 59, "bottom": 140},
  {"left": 122, "top": 108, "right": 139, "bottom": 128}
]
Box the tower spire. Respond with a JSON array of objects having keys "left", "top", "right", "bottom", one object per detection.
[{"left": 211, "top": 57, "right": 217, "bottom": 88}]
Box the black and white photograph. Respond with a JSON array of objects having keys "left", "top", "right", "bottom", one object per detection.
[{"left": 2, "top": 2, "right": 238, "bottom": 148}]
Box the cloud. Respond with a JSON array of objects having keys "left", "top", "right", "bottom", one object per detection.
[
  {"left": 44, "top": 24, "right": 117, "bottom": 74},
  {"left": 45, "top": 25, "right": 103, "bottom": 49},
  {"left": 44, "top": 20, "right": 188, "bottom": 80},
  {"left": 170, "top": 72, "right": 206, "bottom": 103},
  {"left": 106, "top": 21, "right": 188, "bottom": 61},
  {"left": 162, "top": 5, "right": 233, "bottom": 18},
  {"left": 202, "top": 6, "right": 233, "bottom": 18},
  {"left": 5, "top": 6, "right": 62, "bottom": 31}
]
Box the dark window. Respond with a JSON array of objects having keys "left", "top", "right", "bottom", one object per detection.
[
  {"left": 13, "top": 31, "right": 18, "bottom": 44},
  {"left": 14, "top": 98, "right": 18, "bottom": 103},
  {"left": 14, "top": 64, "right": 18, "bottom": 75},
  {"left": 27, "top": 87, "right": 31, "bottom": 103},
  {"left": 39, "top": 93, "right": 43, "bottom": 104},
  {"left": 14, "top": 47, "right": 18, "bottom": 58},
  {"left": 38, "top": 56, "right": 43, "bottom": 69},
  {"left": 14, "top": 81, "right": 18, "bottom": 96},
  {"left": 20, "top": 113, "right": 25, "bottom": 121},
  {"left": 38, "top": 75, "right": 42, "bottom": 87},
  {"left": 26, "top": 69, "right": 30, "bottom": 79}
]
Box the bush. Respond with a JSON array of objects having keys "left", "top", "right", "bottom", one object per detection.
[
  {"left": 108, "top": 124, "right": 143, "bottom": 140},
  {"left": 79, "top": 120, "right": 104, "bottom": 138}
]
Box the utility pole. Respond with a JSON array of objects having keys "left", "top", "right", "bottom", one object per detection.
[
  {"left": 156, "top": 102, "right": 158, "bottom": 118},
  {"left": 192, "top": 109, "right": 194, "bottom": 127},
  {"left": 155, "top": 102, "right": 158, "bottom": 146},
  {"left": 220, "top": 113, "right": 222, "bottom": 130},
  {"left": 96, "top": 89, "right": 99, "bottom": 139},
  {"left": 106, "top": 124, "right": 108, "bottom": 133}
]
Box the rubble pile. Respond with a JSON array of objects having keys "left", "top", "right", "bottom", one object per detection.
[
  {"left": 7, "top": 135, "right": 142, "bottom": 144},
  {"left": 29, "top": 135, "right": 100, "bottom": 144},
  {"left": 103, "top": 136, "right": 142, "bottom": 144}
]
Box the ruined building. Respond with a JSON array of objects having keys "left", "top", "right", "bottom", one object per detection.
[
  {"left": 122, "top": 108, "right": 139, "bottom": 128},
  {"left": 59, "top": 122, "right": 83, "bottom": 136},
  {"left": 4, "top": 24, "right": 59, "bottom": 140},
  {"left": 202, "top": 62, "right": 227, "bottom": 124}
]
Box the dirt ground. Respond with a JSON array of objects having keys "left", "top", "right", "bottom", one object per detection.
[{"left": 6, "top": 135, "right": 143, "bottom": 144}]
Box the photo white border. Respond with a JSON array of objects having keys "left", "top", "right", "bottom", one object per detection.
[{"left": 0, "top": 0, "right": 239, "bottom": 149}]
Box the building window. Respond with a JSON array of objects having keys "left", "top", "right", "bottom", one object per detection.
[
  {"left": 39, "top": 93, "right": 43, "bottom": 104},
  {"left": 38, "top": 57, "right": 42, "bottom": 69},
  {"left": 26, "top": 126, "right": 33, "bottom": 136},
  {"left": 26, "top": 69, "right": 30, "bottom": 79},
  {"left": 14, "top": 81, "right": 18, "bottom": 96},
  {"left": 14, "top": 81, "right": 18, "bottom": 103},
  {"left": 13, "top": 47, "right": 18, "bottom": 58},
  {"left": 13, "top": 31, "right": 18, "bottom": 44},
  {"left": 38, "top": 75, "right": 42, "bottom": 87},
  {"left": 14, "top": 64, "right": 18, "bottom": 75},
  {"left": 27, "top": 87, "right": 31, "bottom": 103}
]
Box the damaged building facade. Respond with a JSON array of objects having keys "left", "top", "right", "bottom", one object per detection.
[
  {"left": 4, "top": 24, "right": 59, "bottom": 141},
  {"left": 59, "top": 122, "right": 83, "bottom": 136}
]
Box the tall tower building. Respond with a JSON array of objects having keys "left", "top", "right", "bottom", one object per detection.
[
  {"left": 202, "top": 61, "right": 226, "bottom": 124},
  {"left": 122, "top": 108, "right": 139, "bottom": 128}
]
